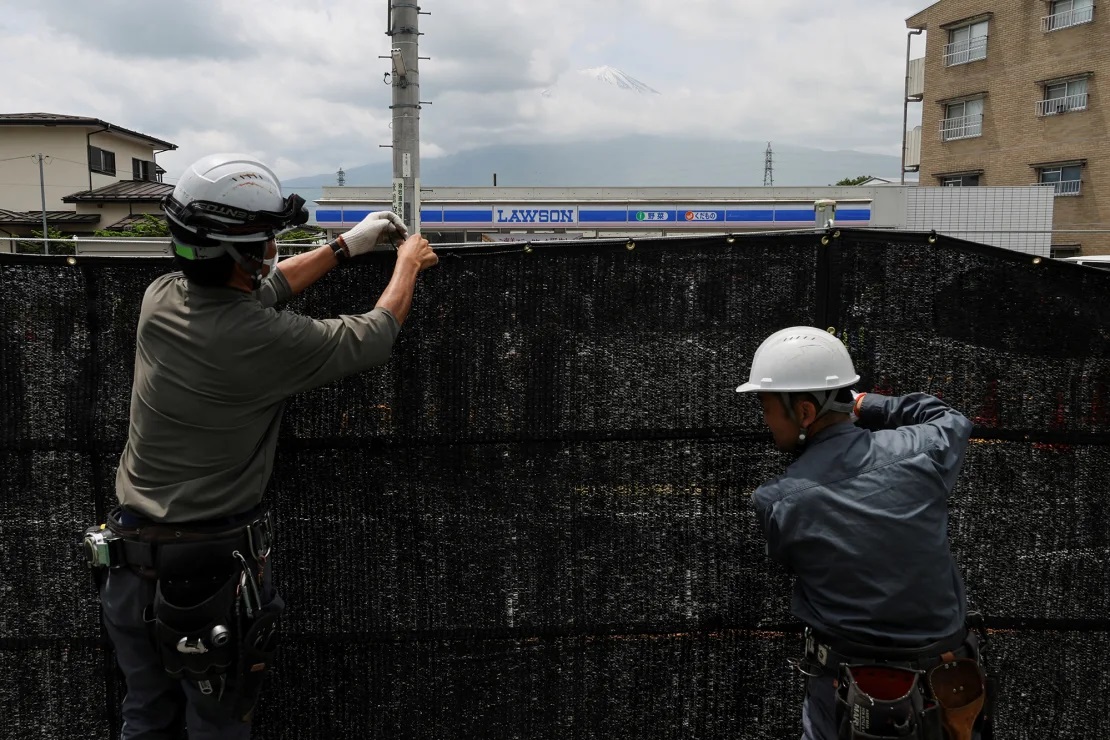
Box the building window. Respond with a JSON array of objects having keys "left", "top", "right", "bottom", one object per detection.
[
  {"left": 1042, "top": 0, "right": 1094, "bottom": 32},
  {"left": 941, "top": 174, "right": 980, "bottom": 186},
  {"left": 1036, "top": 78, "right": 1089, "bottom": 116},
  {"left": 1037, "top": 164, "right": 1083, "bottom": 196},
  {"left": 88, "top": 146, "right": 116, "bottom": 176},
  {"left": 944, "top": 20, "right": 988, "bottom": 66},
  {"left": 133, "top": 158, "right": 157, "bottom": 182},
  {"left": 940, "top": 98, "right": 984, "bottom": 141}
]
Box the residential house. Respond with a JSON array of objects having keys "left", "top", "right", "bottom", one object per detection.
[{"left": 0, "top": 113, "right": 176, "bottom": 245}]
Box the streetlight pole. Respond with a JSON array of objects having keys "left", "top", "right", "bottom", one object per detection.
[{"left": 37, "top": 153, "right": 50, "bottom": 255}]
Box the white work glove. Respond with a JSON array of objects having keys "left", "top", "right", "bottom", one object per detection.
[
  {"left": 339, "top": 211, "right": 409, "bottom": 257},
  {"left": 850, "top": 390, "right": 866, "bottom": 423}
]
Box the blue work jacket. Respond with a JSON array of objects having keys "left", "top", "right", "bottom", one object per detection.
[{"left": 752, "top": 393, "right": 973, "bottom": 646}]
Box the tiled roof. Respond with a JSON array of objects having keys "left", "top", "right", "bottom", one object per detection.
[
  {"left": 103, "top": 213, "right": 167, "bottom": 230},
  {"left": 63, "top": 179, "right": 175, "bottom": 203},
  {"left": 0, "top": 209, "right": 101, "bottom": 225},
  {"left": 0, "top": 112, "right": 176, "bottom": 150}
]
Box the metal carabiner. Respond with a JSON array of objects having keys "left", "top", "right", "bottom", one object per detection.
[
  {"left": 177, "top": 636, "right": 209, "bottom": 655},
  {"left": 232, "top": 550, "right": 261, "bottom": 620},
  {"left": 787, "top": 656, "right": 821, "bottom": 677}
]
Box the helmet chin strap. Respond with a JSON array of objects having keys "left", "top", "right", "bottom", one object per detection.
[{"left": 225, "top": 244, "right": 266, "bottom": 290}]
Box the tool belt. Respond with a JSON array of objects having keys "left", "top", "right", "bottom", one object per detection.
[
  {"left": 800, "top": 627, "right": 987, "bottom": 740},
  {"left": 92, "top": 506, "right": 274, "bottom": 578},
  {"left": 85, "top": 506, "right": 281, "bottom": 723}
]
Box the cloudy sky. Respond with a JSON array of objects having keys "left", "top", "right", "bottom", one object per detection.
[{"left": 2, "top": 0, "right": 928, "bottom": 182}]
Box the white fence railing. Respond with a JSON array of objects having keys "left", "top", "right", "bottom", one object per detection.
[
  {"left": 1042, "top": 5, "right": 1094, "bottom": 32},
  {"left": 0, "top": 236, "right": 327, "bottom": 256},
  {"left": 940, "top": 114, "right": 983, "bottom": 141},
  {"left": 1036, "top": 93, "right": 1088, "bottom": 116},
  {"left": 1034, "top": 180, "right": 1082, "bottom": 196},
  {"left": 943, "top": 35, "right": 987, "bottom": 66}
]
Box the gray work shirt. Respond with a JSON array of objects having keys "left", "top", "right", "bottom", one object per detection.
[
  {"left": 115, "top": 270, "right": 399, "bottom": 523},
  {"left": 751, "top": 393, "right": 972, "bottom": 646}
]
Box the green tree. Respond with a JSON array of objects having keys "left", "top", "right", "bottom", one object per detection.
[
  {"left": 16, "top": 226, "right": 76, "bottom": 255},
  {"left": 277, "top": 225, "right": 326, "bottom": 254},
  {"left": 835, "top": 175, "right": 873, "bottom": 186},
  {"left": 94, "top": 213, "right": 170, "bottom": 238}
]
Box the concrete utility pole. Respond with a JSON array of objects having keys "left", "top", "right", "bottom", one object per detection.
[
  {"left": 37, "top": 153, "right": 49, "bottom": 255},
  {"left": 388, "top": 1, "right": 424, "bottom": 233}
]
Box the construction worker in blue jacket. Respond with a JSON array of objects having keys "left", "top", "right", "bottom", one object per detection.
[{"left": 737, "top": 327, "right": 988, "bottom": 740}]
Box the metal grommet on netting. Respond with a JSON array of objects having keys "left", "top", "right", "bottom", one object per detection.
[
  {"left": 821, "top": 236, "right": 830, "bottom": 246},
  {"left": 726, "top": 234, "right": 737, "bottom": 244},
  {"left": 625, "top": 239, "right": 636, "bottom": 251},
  {"left": 523, "top": 243, "right": 533, "bottom": 254},
  {"left": 928, "top": 229, "right": 938, "bottom": 245},
  {"left": 66, "top": 256, "right": 77, "bottom": 266},
  {"left": 833, "top": 230, "right": 841, "bottom": 239},
  {"left": 1033, "top": 257, "right": 1043, "bottom": 265},
  {"left": 826, "top": 326, "right": 836, "bottom": 335}
]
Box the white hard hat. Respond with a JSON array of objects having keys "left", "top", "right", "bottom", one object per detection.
[
  {"left": 163, "top": 153, "right": 308, "bottom": 256},
  {"left": 736, "top": 326, "right": 859, "bottom": 394}
]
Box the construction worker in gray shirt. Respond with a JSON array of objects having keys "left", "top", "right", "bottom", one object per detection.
[
  {"left": 84, "top": 153, "right": 437, "bottom": 738},
  {"left": 736, "top": 327, "right": 989, "bottom": 740}
]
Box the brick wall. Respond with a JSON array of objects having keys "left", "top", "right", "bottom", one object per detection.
[{"left": 909, "top": 0, "right": 1109, "bottom": 254}]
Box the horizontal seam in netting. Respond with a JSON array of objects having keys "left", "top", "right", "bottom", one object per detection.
[
  {"left": 5, "top": 618, "right": 1109, "bottom": 650},
  {"left": 4, "top": 429, "right": 1110, "bottom": 452}
]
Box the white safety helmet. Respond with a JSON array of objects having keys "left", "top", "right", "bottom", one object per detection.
[
  {"left": 736, "top": 326, "right": 859, "bottom": 420},
  {"left": 163, "top": 153, "right": 308, "bottom": 261}
]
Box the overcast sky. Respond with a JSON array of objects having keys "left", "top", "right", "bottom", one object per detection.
[{"left": 2, "top": 0, "right": 928, "bottom": 182}]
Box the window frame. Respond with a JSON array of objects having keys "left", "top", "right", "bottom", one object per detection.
[
  {"left": 132, "top": 158, "right": 157, "bottom": 182},
  {"left": 1044, "top": 0, "right": 1095, "bottom": 31},
  {"left": 1037, "top": 164, "right": 1083, "bottom": 196},
  {"left": 944, "top": 19, "right": 989, "bottom": 66},
  {"left": 940, "top": 96, "right": 985, "bottom": 142},
  {"left": 88, "top": 146, "right": 116, "bottom": 176},
  {"left": 941, "top": 174, "right": 981, "bottom": 187}
]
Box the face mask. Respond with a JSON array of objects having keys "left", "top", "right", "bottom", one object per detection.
[{"left": 264, "top": 251, "right": 279, "bottom": 277}]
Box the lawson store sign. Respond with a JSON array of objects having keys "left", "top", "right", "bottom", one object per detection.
[{"left": 315, "top": 203, "right": 872, "bottom": 229}]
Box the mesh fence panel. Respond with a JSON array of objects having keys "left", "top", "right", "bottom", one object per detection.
[{"left": 1, "top": 232, "right": 1107, "bottom": 739}]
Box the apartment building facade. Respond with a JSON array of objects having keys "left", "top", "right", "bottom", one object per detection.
[{"left": 904, "top": 0, "right": 1109, "bottom": 256}]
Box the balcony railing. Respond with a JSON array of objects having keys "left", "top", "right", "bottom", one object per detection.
[
  {"left": 1035, "top": 180, "right": 1082, "bottom": 196},
  {"left": 1042, "top": 5, "right": 1094, "bottom": 32},
  {"left": 940, "top": 114, "right": 983, "bottom": 141},
  {"left": 943, "top": 35, "right": 987, "bottom": 66},
  {"left": 1036, "top": 92, "right": 1089, "bottom": 116}
]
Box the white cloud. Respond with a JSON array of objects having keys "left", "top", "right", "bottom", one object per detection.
[{"left": 1, "top": 0, "right": 928, "bottom": 181}]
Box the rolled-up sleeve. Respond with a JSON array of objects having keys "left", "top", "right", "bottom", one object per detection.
[
  {"left": 270, "top": 307, "right": 401, "bottom": 395},
  {"left": 253, "top": 269, "right": 294, "bottom": 309}
]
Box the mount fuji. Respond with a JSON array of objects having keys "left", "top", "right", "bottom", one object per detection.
[{"left": 542, "top": 65, "right": 660, "bottom": 97}]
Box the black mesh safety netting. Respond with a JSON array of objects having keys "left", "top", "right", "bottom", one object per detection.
[{"left": 1, "top": 230, "right": 1108, "bottom": 739}]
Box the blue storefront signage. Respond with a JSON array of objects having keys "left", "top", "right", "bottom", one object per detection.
[
  {"left": 314, "top": 202, "right": 871, "bottom": 228},
  {"left": 494, "top": 206, "right": 578, "bottom": 224}
]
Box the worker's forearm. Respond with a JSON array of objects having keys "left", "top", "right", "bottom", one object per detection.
[
  {"left": 275, "top": 244, "right": 341, "bottom": 296},
  {"left": 374, "top": 259, "right": 421, "bottom": 326}
]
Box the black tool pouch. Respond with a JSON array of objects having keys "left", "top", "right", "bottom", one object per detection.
[
  {"left": 836, "top": 664, "right": 941, "bottom": 739},
  {"left": 233, "top": 589, "right": 284, "bottom": 722},
  {"left": 147, "top": 571, "right": 240, "bottom": 696}
]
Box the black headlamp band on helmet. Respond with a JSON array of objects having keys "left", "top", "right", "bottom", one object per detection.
[{"left": 162, "top": 194, "right": 308, "bottom": 238}]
